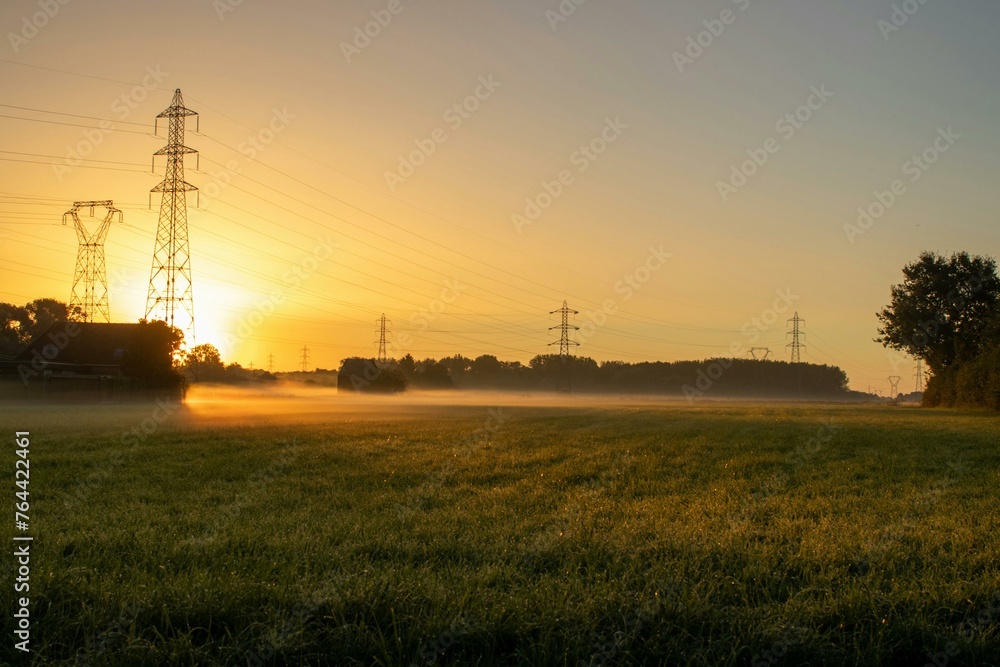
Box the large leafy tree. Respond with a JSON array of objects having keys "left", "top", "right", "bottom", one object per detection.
[
  {"left": 876, "top": 252, "right": 1000, "bottom": 372},
  {"left": 181, "top": 343, "right": 225, "bottom": 382},
  {"left": 24, "top": 298, "right": 85, "bottom": 341},
  {"left": 124, "top": 321, "right": 185, "bottom": 388},
  {"left": 0, "top": 298, "right": 84, "bottom": 356}
]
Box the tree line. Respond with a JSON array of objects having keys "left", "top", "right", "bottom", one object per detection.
[{"left": 341, "top": 353, "right": 852, "bottom": 399}]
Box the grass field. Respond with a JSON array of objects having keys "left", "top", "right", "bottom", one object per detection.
[{"left": 2, "top": 392, "right": 999, "bottom": 665}]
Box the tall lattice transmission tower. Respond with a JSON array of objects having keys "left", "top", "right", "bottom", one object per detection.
[
  {"left": 375, "top": 314, "right": 392, "bottom": 363},
  {"left": 62, "top": 200, "right": 121, "bottom": 323},
  {"left": 300, "top": 345, "right": 310, "bottom": 372},
  {"left": 888, "top": 375, "right": 901, "bottom": 397},
  {"left": 549, "top": 300, "right": 579, "bottom": 392},
  {"left": 549, "top": 301, "right": 580, "bottom": 359},
  {"left": 914, "top": 359, "right": 925, "bottom": 392},
  {"left": 145, "top": 88, "right": 199, "bottom": 344},
  {"left": 786, "top": 312, "right": 805, "bottom": 363}
]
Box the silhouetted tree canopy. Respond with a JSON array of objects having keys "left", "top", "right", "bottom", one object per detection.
[
  {"left": 0, "top": 298, "right": 84, "bottom": 356},
  {"left": 181, "top": 343, "right": 225, "bottom": 382},
  {"left": 876, "top": 252, "right": 1000, "bottom": 373},
  {"left": 123, "top": 321, "right": 185, "bottom": 389}
]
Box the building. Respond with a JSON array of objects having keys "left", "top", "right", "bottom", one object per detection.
[{"left": 0, "top": 321, "right": 184, "bottom": 402}]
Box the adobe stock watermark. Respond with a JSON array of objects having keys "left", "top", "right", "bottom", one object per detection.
[
  {"left": 717, "top": 85, "right": 834, "bottom": 203},
  {"left": 843, "top": 126, "right": 959, "bottom": 244},
  {"left": 878, "top": 0, "right": 933, "bottom": 41},
  {"left": 340, "top": 0, "right": 413, "bottom": 63},
  {"left": 512, "top": 116, "right": 628, "bottom": 233},
  {"left": 51, "top": 65, "right": 169, "bottom": 183},
  {"left": 244, "top": 580, "right": 344, "bottom": 666},
  {"left": 410, "top": 616, "right": 474, "bottom": 666},
  {"left": 683, "top": 288, "right": 799, "bottom": 401},
  {"left": 17, "top": 321, "right": 81, "bottom": 385},
  {"left": 221, "top": 236, "right": 337, "bottom": 350},
  {"left": 7, "top": 0, "right": 71, "bottom": 53},
  {"left": 200, "top": 106, "right": 295, "bottom": 210},
  {"left": 185, "top": 439, "right": 301, "bottom": 549},
  {"left": 405, "top": 278, "right": 463, "bottom": 340},
  {"left": 336, "top": 278, "right": 461, "bottom": 392},
  {"left": 672, "top": 0, "right": 752, "bottom": 74},
  {"left": 545, "top": 0, "right": 589, "bottom": 31},
  {"left": 384, "top": 75, "right": 501, "bottom": 192},
  {"left": 65, "top": 398, "right": 182, "bottom": 509},
  {"left": 574, "top": 246, "right": 671, "bottom": 344},
  {"left": 397, "top": 405, "right": 511, "bottom": 521},
  {"left": 212, "top": 0, "right": 246, "bottom": 21}
]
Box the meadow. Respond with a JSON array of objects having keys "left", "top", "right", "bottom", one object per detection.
[{"left": 2, "top": 391, "right": 999, "bottom": 666}]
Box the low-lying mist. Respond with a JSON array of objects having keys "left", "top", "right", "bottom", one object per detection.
[{"left": 180, "top": 381, "right": 835, "bottom": 426}]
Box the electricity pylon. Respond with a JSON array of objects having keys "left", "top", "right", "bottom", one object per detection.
[
  {"left": 300, "top": 345, "right": 310, "bottom": 372},
  {"left": 548, "top": 300, "right": 580, "bottom": 359},
  {"left": 914, "top": 359, "right": 925, "bottom": 392},
  {"left": 267, "top": 353, "right": 275, "bottom": 373},
  {"left": 786, "top": 312, "right": 805, "bottom": 363},
  {"left": 145, "top": 88, "right": 199, "bottom": 344},
  {"left": 888, "top": 375, "right": 901, "bottom": 397},
  {"left": 749, "top": 347, "right": 771, "bottom": 360},
  {"left": 376, "top": 314, "right": 392, "bottom": 363},
  {"left": 549, "top": 300, "right": 579, "bottom": 393},
  {"left": 62, "top": 200, "right": 121, "bottom": 323}
]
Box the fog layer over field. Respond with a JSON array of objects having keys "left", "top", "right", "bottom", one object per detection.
[{"left": 181, "top": 382, "right": 695, "bottom": 426}]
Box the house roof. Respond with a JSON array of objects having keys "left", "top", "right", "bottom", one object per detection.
[{"left": 15, "top": 322, "right": 145, "bottom": 366}]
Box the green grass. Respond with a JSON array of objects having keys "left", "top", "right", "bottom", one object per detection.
[{"left": 2, "top": 401, "right": 999, "bottom": 665}]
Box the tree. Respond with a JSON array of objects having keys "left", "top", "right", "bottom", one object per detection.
[
  {"left": 0, "top": 298, "right": 83, "bottom": 354},
  {"left": 123, "top": 321, "right": 185, "bottom": 389},
  {"left": 398, "top": 353, "right": 416, "bottom": 378},
  {"left": 876, "top": 252, "right": 1000, "bottom": 373},
  {"left": 24, "top": 298, "right": 84, "bottom": 341},
  {"left": 182, "top": 343, "right": 225, "bottom": 382},
  {"left": 0, "top": 302, "right": 30, "bottom": 356}
]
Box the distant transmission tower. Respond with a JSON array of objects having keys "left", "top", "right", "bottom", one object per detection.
[
  {"left": 549, "top": 300, "right": 580, "bottom": 359},
  {"left": 300, "top": 345, "right": 310, "bottom": 372},
  {"left": 749, "top": 347, "right": 771, "bottom": 360},
  {"left": 549, "top": 300, "right": 579, "bottom": 393},
  {"left": 62, "top": 200, "right": 122, "bottom": 323},
  {"left": 914, "top": 359, "right": 925, "bottom": 392},
  {"left": 375, "top": 313, "right": 392, "bottom": 363},
  {"left": 888, "top": 375, "right": 901, "bottom": 397},
  {"left": 786, "top": 312, "right": 805, "bottom": 363},
  {"left": 267, "top": 353, "right": 275, "bottom": 373},
  {"left": 145, "top": 88, "right": 200, "bottom": 344}
]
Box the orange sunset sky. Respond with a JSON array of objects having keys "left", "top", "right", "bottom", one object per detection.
[{"left": 2, "top": 0, "right": 998, "bottom": 392}]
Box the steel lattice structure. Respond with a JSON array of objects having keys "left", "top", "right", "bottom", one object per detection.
[
  {"left": 376, "top": 314, "right": 392, "bottom": 363},
  {"left": 145, "top": 88, "right": 199, "bottom": 343},
  {"left": 549, "top": 300, "right": 580, "bottom": 359},
  {"left": 62, "top": 200, "right": 122, "bottom": 323},
  {"left": 548, "top": 300, "right": 580, "bottom": 393},
  {"left": 914, "top": 359, "right": 925, "bottom": 392},
  {"left": 786, "top": 311, "right": 805, "bottom": 363}
]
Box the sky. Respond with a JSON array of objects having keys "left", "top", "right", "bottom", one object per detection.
[{"left": 1, "top": 0, "right": 998, "bottom": 392}]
